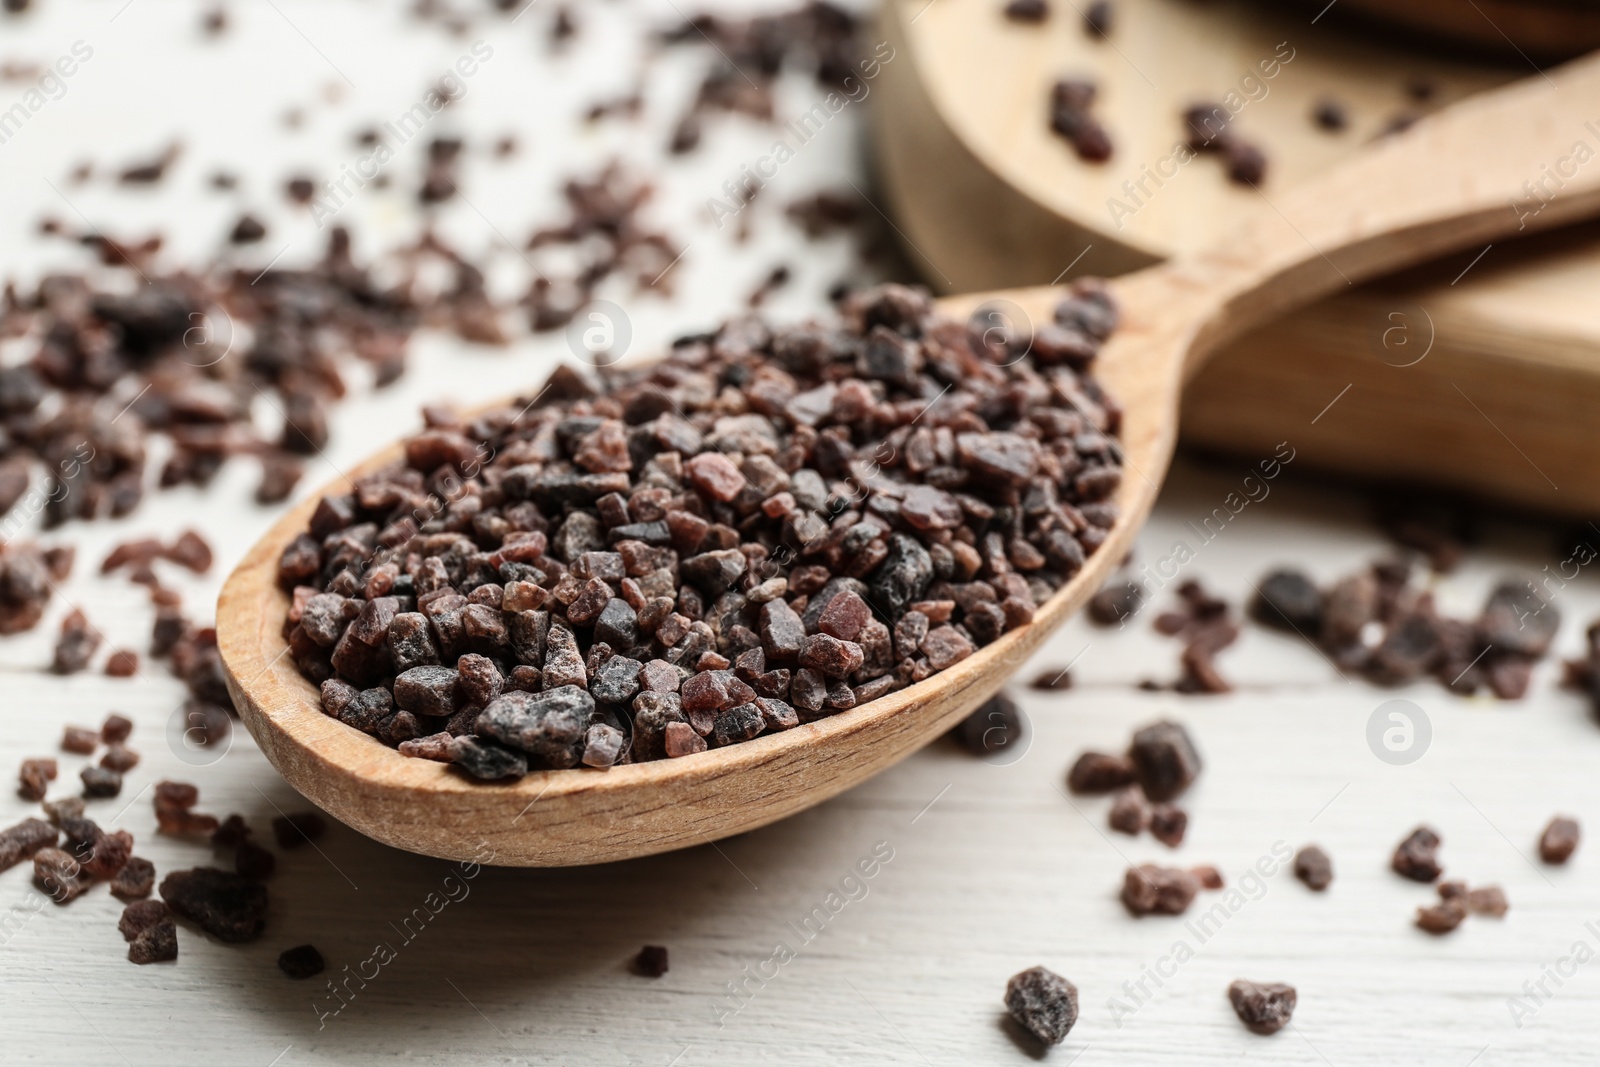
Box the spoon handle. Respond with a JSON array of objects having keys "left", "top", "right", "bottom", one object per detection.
[{"left": 1175, "top": 51, "right": 1600, "bottom": 372}]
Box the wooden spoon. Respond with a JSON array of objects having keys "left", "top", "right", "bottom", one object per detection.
[
  {"left": 875, "top": 0, "right": 1600, "bottom": 515},
  {"left": 220, "top": 54, "right": 1600, "bottom": 866}
]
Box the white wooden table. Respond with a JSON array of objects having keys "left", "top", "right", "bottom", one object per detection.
[{"left": 3, "top": 2, "right": 1598, "bottom": 1063}]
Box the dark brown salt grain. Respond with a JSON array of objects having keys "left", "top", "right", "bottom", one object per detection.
[
  {"left": 1467, "top": 885, "right": 1508, "bottom": 917},
  {"left": 1540, "top": 816, "right": 1580, "bottom": 864},
  {"left": 154, "top": 780, "right": 219, "bottom": 838},
  {"left": 165, "top": 530, "right": 214, "bottom": 573},
  {"left": 257, "top": 453, "right": 304, "bottom": 504},
  {"left": 230, "top": 214, "right": 267, "bottom": 244},
  {"left": 52, "top": 609, "right": 101, "bottom": 674},
  {"left": 663, "top": 721, "right": 706, "bottom": 758},
  {"left": 81, "top": 765, "right": 123, "bottom": 798},
  {"left": 1225, "top": 141, "right": 1267, "bottom": 185},
  {"left": 1004, "top": 966, "right": 1078, "bottom": 1046},
  {"left": 400, "top": 732, "right": 456, "bottom": 762},
  {"left": 1066, "top": 751, "right": 1134, "bottom": 794},
  {"left": 100, "top": 744, "right": 139, "bottom": 773},
  {"left": 452, "top": 736, "right": 529, "bottom": 779},
  {"left": 1087, "top": 578, "right": 1142, "bottom": 626},
  {"left": 1293, "top": 845, "right": 1333, "bottom": 891},
  {"left": 632, "top": 944, "right": 669, "bottom": 978},
  {"left": 1392, "top": 826, "right": 1442, "bottom": 882},
  {"left": 950, "top": 693, "right": 1024, "bottom": 757},
  {"left": 93, "top": 541, "right": 165, "bottom": 579},
  {"left": 211, "top": 815, "right": 250, "bottom": 849},
  {"left": 18, "top": 758, "right": 56, "bottom": 801},
  {"left": 120, "top": 899, "right": 169, "bottom": 941},
  {"left": 0, "top": 817, "right": 58, "bottom": 872},
  {"left": 1416, "top": 898, "right": 1466, "bottom": 934},
  {"left": 1002, "top": 0, "right": 1048, "bottom": 22},
  {"left": 81, "top": 828, "right": 134, "bottom": 879},
  {"left": 160, "top": 867, "right": 267, "bottom": 942},
  {"left": 0, "top": 543, "right": 68, "bottom": 636},
  {"left": 1227, "top": 980, "right": 1296, "bottom": 1034},
  {"left": 271, "top": 812, "right": 327, "bottom": 849},
  {"left": 119, "top": 143, "right": 180, "bottom": 184},
  {"left": 1377, "top": 109, "right": 1421, "bottom": 140},
  {"left": 1185, "top": 102, "right": 1231, "bottom": 150},
  {"left": 1252, "top": 569, "right": 1321, "bottom": 633},
  {"left": 153, "top": 777, "right": 197, "bottom": 809},
  {"left": 61, "top": 726, "right": 98, "bottom": 754},
  {"left": 1128, "top": 720, "right": 1201, "bottom": 802},
  {"left": 1313, "top": 98, "right": 1348, "bottom": 131},
  {"left": 1108, "top": 788, "right": 1149, "bottom": 835},
  {"left": 1185, "top": 103, "right": 1270, "bottom": 186},
  {"left": 173, "top": 701, "right": 230, "bottom": 751},
  {"left": 111, "top": 856, "right": 156, "bottom": 899},
  {"left": 1049, "top": 78, "right": 1113, "bottom": 162},
  {"left": 1029, "top": 668, "right": 1073, "bottom": 690},
  {"left": 279, "top": 944, "right": 326, "bottom": 979},
  {"left": 1121, "top": 864, "right": 1198, "bottom": 916},
  {"left": 1083, "top": 0, "right": 1112, "bottom": 36},
  {"left": 237, "top": 841, "right": 276, "bottom": 880},
  {"left": 129, "top": 919, "right": 178, "bottom": 964},
  {"left": 33, "top": 847, "right": 89, "bottom": 902},
  {"left": 1149, "top": 804, "right": 1187, "bottom": 848},
  {"left": 1151, "top": 580, "right": 1238, "bottom": 693},
  {"left": 42, "top": 798, "right": 82, "bottom": 825},
  {"left": 56, "top": 814, "right": 101, "bottom": 856}
]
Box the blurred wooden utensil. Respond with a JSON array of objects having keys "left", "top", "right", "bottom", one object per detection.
[{"left": 876, "top": 0, "right": 1600, "bottom": 514}]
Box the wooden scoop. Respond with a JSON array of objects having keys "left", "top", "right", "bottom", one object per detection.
[
  {"left": 219, "top": 55, "right": 1600, "bottom": 866},
  {"left": 876, "top": 0, "right": 1600, "bottom": 515}
]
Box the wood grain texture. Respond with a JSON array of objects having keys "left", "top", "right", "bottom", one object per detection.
[
  {"left": 874, "top": 0, "right": 1600, "bottom": 515},
  {"left": 1184, "top": 226, "right": 1600, "bottom": 515}
]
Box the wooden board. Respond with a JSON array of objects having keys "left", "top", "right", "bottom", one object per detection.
[{"left": 875, "top": 0, "right": 1600, "bottom": 516}]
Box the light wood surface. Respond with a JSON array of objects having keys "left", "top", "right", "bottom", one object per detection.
[
  {"left": 218, "top": 47, "right": 1600, "bottom": 867},
  {"left": 875, "top": 0, "right": 1600, "bottom": 516}
]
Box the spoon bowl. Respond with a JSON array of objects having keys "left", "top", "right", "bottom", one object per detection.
[
  {"left": 216, "top": 282, "right": 1165, "bottom": 867},
  {"left": 220, "top": 52, "right": 1600, "bottom": 865}
]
